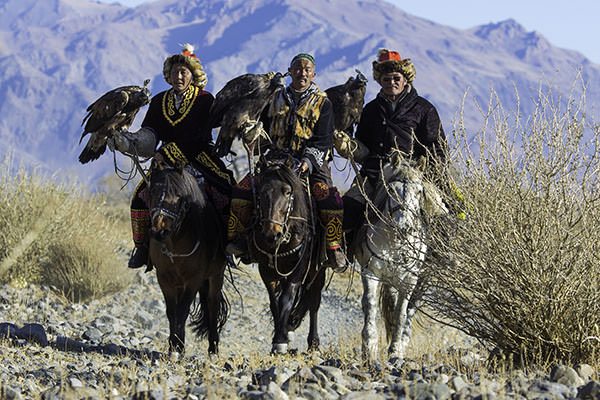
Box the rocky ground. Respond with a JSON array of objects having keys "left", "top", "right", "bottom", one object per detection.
[{"left": 0, "top": 262, "right": 598, "bottom": 399}]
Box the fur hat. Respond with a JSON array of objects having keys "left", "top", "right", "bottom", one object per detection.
[
  {"left": 372, "top": 48, "right": 415, "bottom": 83},
  {"left": 163, "top": 43, "right": 208, "bottom": 89}
]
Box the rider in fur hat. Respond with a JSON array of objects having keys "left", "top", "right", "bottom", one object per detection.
[
  {"left": 226, "top": 53, "right": 348, "bottom": 272},
  {"left": 111, "top": 44, "right": 233, "bottom": 270},
  {"left": 343, "top": 48, "right": 447, "bottom": 241}
]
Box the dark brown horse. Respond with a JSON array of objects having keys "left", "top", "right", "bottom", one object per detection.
[
  {"left": 249, "top": 153, "right": 327, "bottom": 354},
  {"left": 147, "top": 154, "right": 229, "bottom": 354}
]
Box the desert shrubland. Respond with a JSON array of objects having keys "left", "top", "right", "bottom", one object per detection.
[
  {"left": 423, "top": 80, "right": 600, "bottom": 365},
  {"left": 0, "top": 157, "right": 132, "bottom": 301}
]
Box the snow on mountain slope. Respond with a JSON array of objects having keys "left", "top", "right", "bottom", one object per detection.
[{"left": 0, "top": 0, "right": 598, "bottom": 184}]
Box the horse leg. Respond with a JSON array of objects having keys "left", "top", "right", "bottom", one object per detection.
[
  {"left": 205, "top": 271, "right": 225, "bottom": 355},
  {"left": 170, "top": 288, "right": 197, "bottom": 355},
  {"left": 361, "top": 268, "right": 380, "bottom": 361},
  {"left": 387, "top": 274, "right": 419, "bottom": 359},
  {"left": 396, "top": 275, "right": 426, "bottom": 358},
  {"left": 156, "top": 274, "right": 184, "bottom": 354},
  {"left": 306, "top": 270, "right": 326, "bottom": 351},
  {"left": 381, "top": 283, "right": 402, "bottom": 357},
  {"left": 272, "top": 280, "right": 301, "bottom": 354}
]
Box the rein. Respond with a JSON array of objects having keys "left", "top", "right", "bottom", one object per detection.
[
  {"left": 250, "top": 159, "right": 313, "bottom": 279},
  {"left": 149, "top": 168, "right": 200, "bottom": 261},
  {"left": 160, "top": 240, "right": 201, "bottom": 263}
]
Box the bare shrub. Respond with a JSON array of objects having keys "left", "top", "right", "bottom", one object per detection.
[
  {"left": 423, "top": 79, "right": 600, "bottom": 365},
  {"left": 0, "top": 155, "right": 131, "bottom": 300}
]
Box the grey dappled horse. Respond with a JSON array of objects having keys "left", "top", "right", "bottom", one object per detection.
[{"left": 352, "top": 161, "right": 445, "bottom": 360}]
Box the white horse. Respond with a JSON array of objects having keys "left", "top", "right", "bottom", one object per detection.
[{"left": 351, "top": 160, "right": 446, "bottom": 360}]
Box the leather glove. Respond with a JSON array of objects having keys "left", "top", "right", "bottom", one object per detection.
[
  {"left": 333, "top": 130, "right": 356, "bottom": 159},
  {"left": 108, "top": 128, "right": 157, "bottom": 157},
  {"left": 109, "top": 130, "right": 133, "bottom": 153},
  {"left": 241, "top": 119, "right": 269, "bottom": 145}
]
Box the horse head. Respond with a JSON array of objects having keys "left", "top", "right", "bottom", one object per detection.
[
  {"left": 359, "top": 160, "right": 428, "bottom": 280},
  {"left": 256, "top": 152, "right": 307, "bottom": 248},
  {"left": 148, "top": 154, "right": 197, "bottom": 243}
]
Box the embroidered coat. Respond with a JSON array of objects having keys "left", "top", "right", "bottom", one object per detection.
[
  {"left": 141, "top": 86, "right": 214, "bottom": 161},
  {"left": 262, "top": 84, "right": 334, "bottom": 172}
]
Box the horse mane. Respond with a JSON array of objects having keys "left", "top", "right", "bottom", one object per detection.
[
  {"left": 160, "top": 167, "right": 207, "bottom": 209},
  {"left": 154, "top": 166, "right": 222, "bottom": 250}
]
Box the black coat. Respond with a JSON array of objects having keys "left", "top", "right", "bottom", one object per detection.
[
  {"left": 355, "top": 87, "right": 446, "bottom": 172},
  {"left": 142, "top": 88, "right": 214, "bottom": 161}
]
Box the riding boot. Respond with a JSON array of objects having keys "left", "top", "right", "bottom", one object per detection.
[
  {"left": 326, "top": 247, "right": 348, "bottom": 273},
  {"left": 128, "top": 245, "right": 150, "bottom": 269}
]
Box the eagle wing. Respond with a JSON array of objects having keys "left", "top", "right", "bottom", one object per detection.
[
  {"left": 80, "top": 87, "right": 130, "bottom": 141},
  {"left": 209, "top": 74, "right": 266, "bottom": 128},
  {"left": 78, "top": 84, "right": 149, "bottom": 164},
  {"left": 325, "top": 76, "right": 366, "bottom": 134}
]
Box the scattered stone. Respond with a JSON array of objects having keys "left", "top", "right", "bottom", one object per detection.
[
  {"left": 15, "top": 323, "right": 48, "bottom": 347},
  {"left": 577, "top": 380, "right": 600, "bottom": 399},
  {"left": 82, "top": 327, "right": 103, "bottom": 343},
  {"left": 551, "top": 365, "right": 586, "bottom": 387},
  {"left": 576, "top": 364, "right": 596, "bottom": 381}
]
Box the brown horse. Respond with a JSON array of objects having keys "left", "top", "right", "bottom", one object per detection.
[
  {"left": 249, "top": 153, "right": 327, "bottom": 354},
  {"left": 147, "top": 154, "right": 229, "bottom": 354}
]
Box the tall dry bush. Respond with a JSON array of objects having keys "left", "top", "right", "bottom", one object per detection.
[
  {"left": 0, "top": 156, "right": 132, "bottom": 301},
  {"left": 423, "top": 80, "right": 600, "bottom": 365}
]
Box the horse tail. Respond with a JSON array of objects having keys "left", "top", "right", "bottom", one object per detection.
[
  {"left": 380, "top": 283, "right": 399, "bottom": 343},
  {"left": 189, "top": 288, "right": 230, "bottom": 339},
  {"left": 287, "top": 286, "right": 310, "bottom": 331}
]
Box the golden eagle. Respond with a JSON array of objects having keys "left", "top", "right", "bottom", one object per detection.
[
  {"left": 210, "top": 72, "right": 286, "bottom": 157},
  {"left": 325, "top": 70, "right": 367, "bottom": 135},
  {"left": 78, "top": 79, "right": 151, "bottom": 164}
]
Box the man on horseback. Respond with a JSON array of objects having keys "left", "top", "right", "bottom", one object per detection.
[
  {"left": 110, "top": 44, "right": 233, "bottom": 270},
  {"left": 343, "top": 48, "right": 448, "bottom": 240},
  {"left": 226, "top": 53, "right": 348, "bottom": 272}
]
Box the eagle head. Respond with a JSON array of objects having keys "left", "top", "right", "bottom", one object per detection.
[
  {"left": 271, "top": 72, "right": 287, "bottom": 89},
  {"left": 134, "top": 79, "right": 152, "bottom": 106},
  {"left": 354, "top": 69, "right": 368, "bottom": 85}
]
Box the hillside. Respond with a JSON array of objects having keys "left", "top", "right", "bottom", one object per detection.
[{"left": 0, "top": 0, "right": 598, "bottom": 185}]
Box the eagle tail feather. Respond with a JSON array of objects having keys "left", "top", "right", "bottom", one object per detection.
[{"left": 78, "top": 142, "right": 105, "bottom": 164}]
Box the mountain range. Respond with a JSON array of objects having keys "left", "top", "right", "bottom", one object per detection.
[{"left": 0, "top": 0, "right": 598, "bottom": 186}]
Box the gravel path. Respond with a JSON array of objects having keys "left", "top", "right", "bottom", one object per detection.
[{"left": 0, "top": 263, "right": 597, "bottom": 399}]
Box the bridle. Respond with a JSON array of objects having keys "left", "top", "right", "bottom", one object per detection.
[
  {"left": 364, "top": 177, "right": 425, "bottom": 267},
  {"left": 252, "top": 160, "right": 309, "bottom": 276},
  {"left": 149, "top": 167, "right": 200, "bottom": 261},
  {"left": 150, "top": 179, "right": 189, "bottom": 237}
]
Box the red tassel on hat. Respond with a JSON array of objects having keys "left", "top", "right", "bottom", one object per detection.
[
  {"left": 377, "top": 49, "right": 402, "bottom": 62},
  {"left": 181, "top": 43, "right": 198, "bottom": 59}
]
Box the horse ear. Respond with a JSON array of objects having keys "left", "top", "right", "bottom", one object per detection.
[
  {"left": 174, "top": 158, "right": 186, "bottom": 172},
  {"left": 285, "top": 154, "right": 294, "bottom": 169}
]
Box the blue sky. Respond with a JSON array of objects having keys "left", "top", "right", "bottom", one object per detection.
[{"left": 97, "top": 0, "right": 600, "bottom": 63}]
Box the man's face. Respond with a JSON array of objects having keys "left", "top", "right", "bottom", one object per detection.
[
  {"left": 288, "top": 59, "right": 316, "bottom": 92},
  {"left": 379, "top": 72, "right": 406, "bottom": 97},
  {"left": 170, "top": 63, "right": 193, "bottom": 93}
]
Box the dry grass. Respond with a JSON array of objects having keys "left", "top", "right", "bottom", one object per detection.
[
  {"left": 0, "top": 155, "right": 133, "bottom": 301},
  {"left": 423, "top": 79, "right": 600, "bottom": 365}
]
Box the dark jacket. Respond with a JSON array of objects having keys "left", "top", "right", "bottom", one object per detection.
[
  {"left": 142, "top": 87, "right": 214, "bottom": 161},
  {"left": 356, "top": 87, "right": 446, "bottom": 173}
]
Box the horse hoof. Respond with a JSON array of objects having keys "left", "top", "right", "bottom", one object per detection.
[
  {"left": 169, "top": 351, "right": 182, "bottom": 362},
  {"left": 271, "top": 343, "right": 288, "bottom": 354}
]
